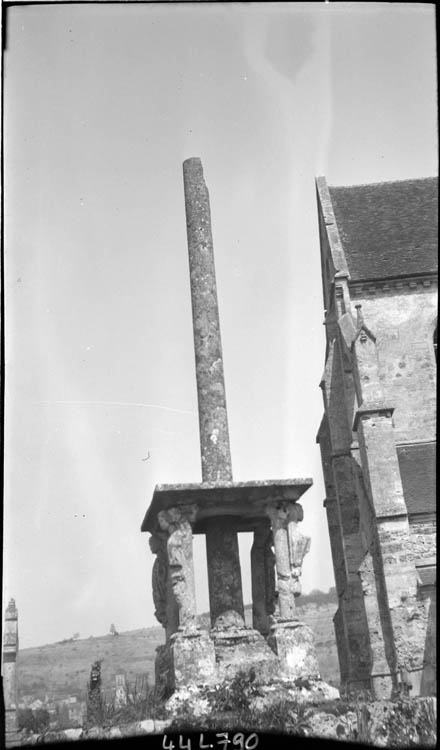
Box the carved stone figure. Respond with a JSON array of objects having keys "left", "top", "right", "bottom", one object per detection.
[
  {"left": 288, "top": 521, "right": 311, "bottom": 596},
  {"left": 266, "top": 502, "right": 311, "bottom": 618},
  {"left": 149, "top": 533, "right": 168, "bottom": 627},
  {"left": 158, "top": 504, "right": 197, "bottom": 630}
]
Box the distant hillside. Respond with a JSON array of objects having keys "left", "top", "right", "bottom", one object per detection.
[
  {"left": 17, "top": 628, "right": 163, "bottom": 704},
  {"left": 17, "top": 589, "right": 339, "bottom": 703}
]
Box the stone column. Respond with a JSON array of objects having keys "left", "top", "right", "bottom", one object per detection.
[
  {"left": 183, "top": 157, "right": 244, "bottom": 626},
  {"left": 3, "top": 598, "right": 18, "bottom": 736},
  {"left": 158, "top": 504, "right": 217, "bottom": 690},
  {"left": 266, "top": 502, "right": 309, "bottom": 620},
  {"left": 183, "top": 157, "right": 232, "bottom": 482},
  {"left": 251, "top": 522, "right": 274, "bottom": 635},
  {"left": 206, "top": 520, "right": 245, "bottom": 625},
  {"left": 157, "top": 505, "right": 198, "bottom": 631},
  {"left": 266, "top": 504, "right": 320, "bottom": 679},
  {"left": 149, "top": 532, "right": 179, "bottom": 640}
]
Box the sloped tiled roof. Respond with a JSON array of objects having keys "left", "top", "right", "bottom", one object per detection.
[{"left": 328, "top": 177, "right": 438, "bottom": 282}]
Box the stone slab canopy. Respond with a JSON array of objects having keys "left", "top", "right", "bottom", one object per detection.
[{"left": 141, "top": 158, "right": 317, "bottom": 694}]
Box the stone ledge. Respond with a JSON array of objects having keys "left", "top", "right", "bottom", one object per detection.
[
  {"left": 142, "top": 479, "right": 313, "bottom": 534},
  {"left": 352, "top": 402, "right": 395, "bottom": 431}
]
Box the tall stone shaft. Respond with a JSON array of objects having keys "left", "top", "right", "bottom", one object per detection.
[
  {"left": 183, "top": 158, "right": 244, "bottom": 624},
  {"left": 3, "top": 598, "right": 18, "bottom": 735},
  {"left": 183, "top": 157, "right": 232, "bottom": 483}
]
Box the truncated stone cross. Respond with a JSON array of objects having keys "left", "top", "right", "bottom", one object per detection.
[{"left": 141, "top": 159, "right": 316, "bottom": 691}]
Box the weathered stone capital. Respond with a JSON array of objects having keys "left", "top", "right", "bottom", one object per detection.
[
  {"left": 158, "top": 503, "right": 198, "bottom": 534},
  {"left": 266, "top": 501, "right": 304, "bottom": 528}
]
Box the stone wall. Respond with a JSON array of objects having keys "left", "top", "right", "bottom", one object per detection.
[
  {"left": 316, "top": 274, "right": 436, "bottom": 697},
  {"left": 350, "top": 285, "right": 437, "bottom": 444}
]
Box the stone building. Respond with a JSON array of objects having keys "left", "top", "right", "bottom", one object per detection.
[{"left": 315, "top": 176, "right": 437, "bottom": 699}]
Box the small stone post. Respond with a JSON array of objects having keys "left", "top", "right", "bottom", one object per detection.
[
  {"left": 114, "top": 674, "right": 128, "bottom": 709},
  {"left": 3, "top": 598, "right": 18, "bottom": 736},
  {"left": 183, "top": 157, "right": 244, "bottom": 625}
]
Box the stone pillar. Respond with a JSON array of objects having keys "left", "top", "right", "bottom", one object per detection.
[
  {"left": 3, "top": 598, "right": 18, "bottom": 736},
  {"left": 266, "top": 502, "right": 309, "bottom": 620},
  {"left": 183, "top": 157, "right": 245, "bottom": 626},
  {"left": 251, "top": 522, "right": 274, "bottom": 635},
  {"left": 149, "top": 532, "right": 179, "bottom": 640},
  {"left": 183, "top": 157, "right": 232, "bottom": 482},
  {"left": 266, "top": 504, "right": 320, "bottom": 680},
  {"left": 158, "top": 505, "right": 198, "bottom": 631},
  {"left": 206, "top": 519, "right": 245, "bottom": 626},
  {"left": 158, "top": 504, "right": 216, "bottom": 690}
]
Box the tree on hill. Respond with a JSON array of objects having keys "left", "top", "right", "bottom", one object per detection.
[{"left": 109, "top": 623, "right": 119, "bottom": 636}]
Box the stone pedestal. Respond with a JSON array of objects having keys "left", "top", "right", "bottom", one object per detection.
[
  {"left": 170, "top": 628, "right": 217, "bottom": 690},
  {"left": 268, "top": 620, "right": 320, "bottom": 680},
  {"left": 211, "top": 611, "right": 278, "bottom": 684}
]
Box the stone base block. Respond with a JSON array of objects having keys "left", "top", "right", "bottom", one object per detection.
[
  {"left": 155, "top": 643, "right": 173, "bottom": 700},
  {"left": 211, "top": 623, "right": 278, "bottom": 684},
  {"left": 170, "top": 628, "right": 217, "bottom": 689},
  {"left": 267, "top": 620, "right": 320, "bottom": 680}
]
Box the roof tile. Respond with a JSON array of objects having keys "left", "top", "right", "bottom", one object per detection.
[{"left": 328, "top": 178, "right": 438, "bottom": 281}]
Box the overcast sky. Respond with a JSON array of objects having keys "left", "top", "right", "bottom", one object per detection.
[{"left": 3, "top": 2, "right": 437, "bottom": 649}]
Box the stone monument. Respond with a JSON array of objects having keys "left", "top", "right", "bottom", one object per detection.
[
  {"left": 142, "top": 158, "right": 321, "bottom": 698},
  {"left": 3, "top": 598, "right": 19, "bottom": 739},
  {"left": 114, "top": 674, "right": 128, "bottom": 709}
]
